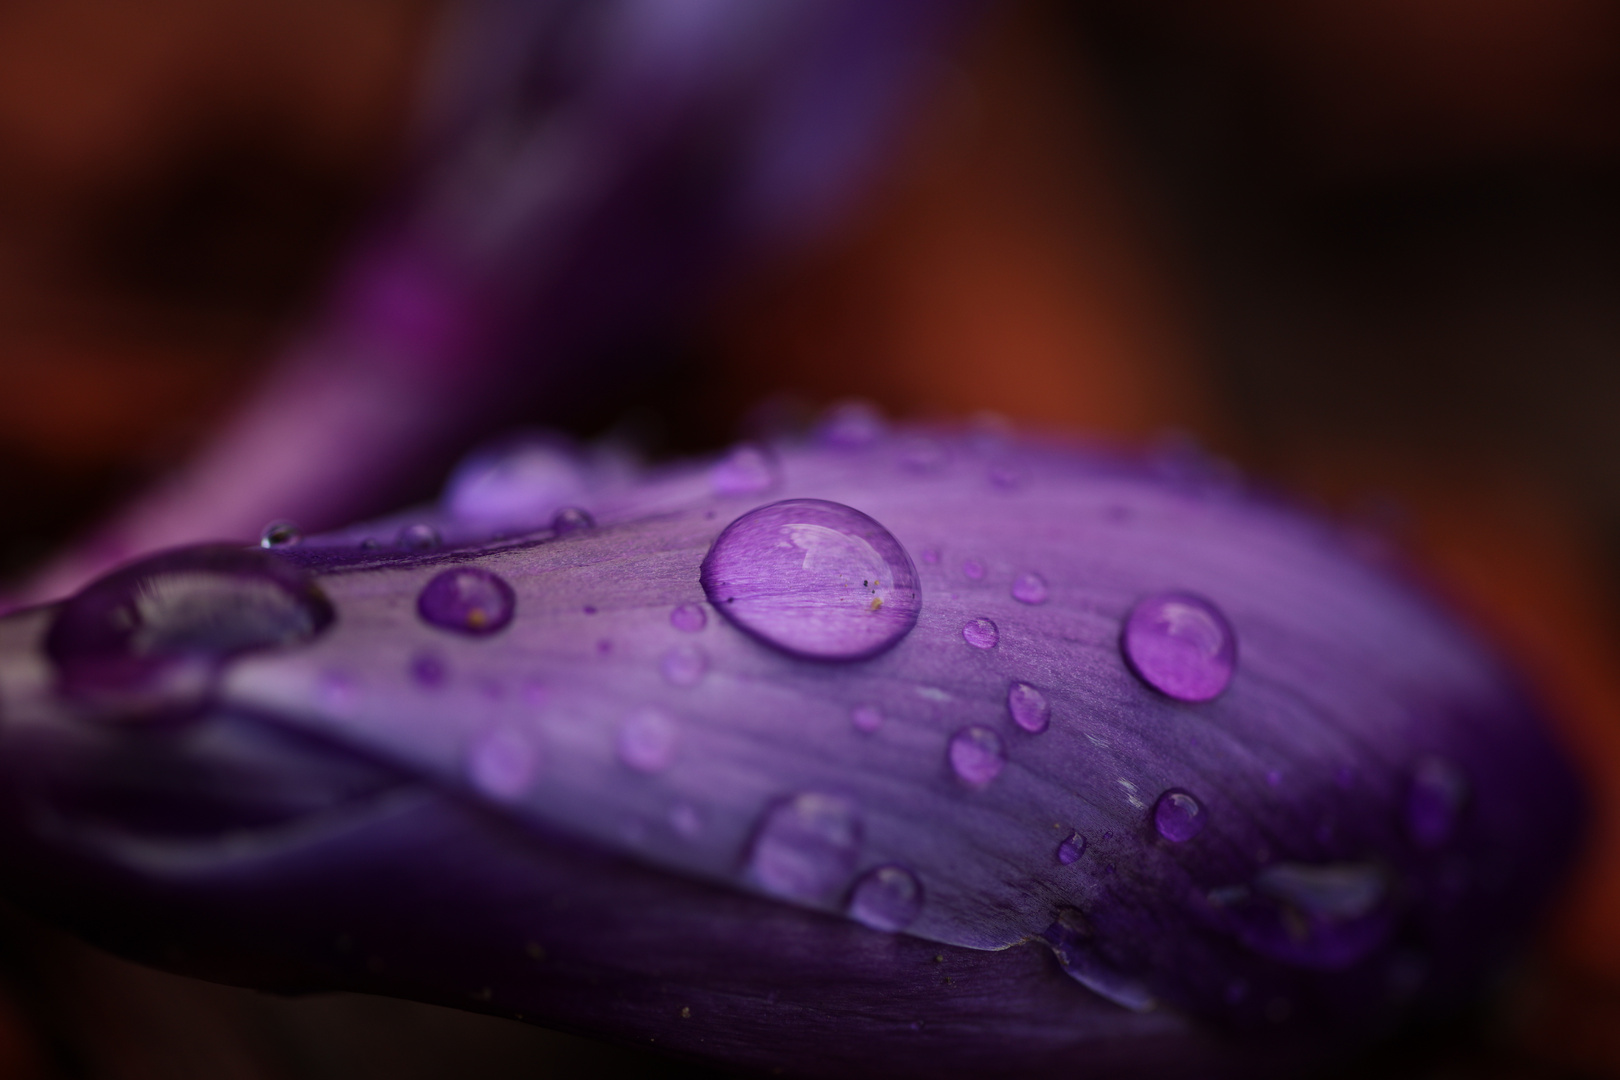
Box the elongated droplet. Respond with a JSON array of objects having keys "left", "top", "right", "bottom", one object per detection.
[
  {"left": 669, "top": 603, "right": 707, "bottom": 633},
  {"left": 397, "top": 523, "right": 440, "bottom": 551},
  {"left": 445, "top": 437, "right": 586, "bottom": 529},
  {"left": 259, "top": 520, "right": 302, "bottom": 548},
  {"left": 747, "top": 793, "right": 862, "bottom": 902},
  {"left": 660, "top": 645, "right": 707, "bottom": 687},
  {"left": 701, "top": 499, "right": 921, "bottom": 661},
  {"left": 1011, "top": 571, "right": 1049, "bottom": 605},
  {"left": 1057, "top": 832, "right": 1086, "bottom": 865},
  {"left": 417, "top": 567, "right": 515, "bottom": 636},
  {"left": 1407, "top": 756, "right": 1469, "bottom": 849},
  {"left": 847, "top": 865, "right": 924, "bottom": 931},
  {"left": 551, "top": 506, "right": 594, "bottom": 534},
  {"left": 1007, "top": 682, "right": 1051, "bottom": 733},
  {"left": 710, "top": 444, "right": 778, "bottom": 496},
  {"left": 618, "top": 707, "right": 678, "bottom": 773},
  {"left": 962, "top": 618, "right": 998, "bottom": 650},
  {"left": 1122, "top": 592, "right": 1236, "bottom": 702},
  {"left": 949, "top": 726, "right": 1006, "bottom": 787},
  {"left": 467, "top": 726, "right": 539, "bottom": 801},
  {"left": 850, "top": 703, "right": 882, "bottom": 733},
  {"left": 1154, "top": 789, "right": 1207, "bottom": 842}
]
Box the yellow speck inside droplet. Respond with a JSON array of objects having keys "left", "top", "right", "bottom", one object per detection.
[
  {"left": 870, "top": 597, "right": 883, "bottom": 612},
  {"left": 467, "top": 608, "right": 488, "bottom": 629}
]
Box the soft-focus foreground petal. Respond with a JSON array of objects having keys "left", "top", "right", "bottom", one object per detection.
[{"left": 0, "top": 422, "right": 1583, "bottom": 1076}]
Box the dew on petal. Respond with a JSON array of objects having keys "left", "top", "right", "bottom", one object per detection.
[
  {"left": 961, "top": 558, "right": 986, "bottom": 581},
  {"left": 1057, "top": 832, "right": 1086, "bottom": 865},
  {"left": 700, "top": 499, "right": 921, "bottom": 660},
  {"left": 709, "top": 444, "right": 779, "bottom": 496},
  {"left": 1011, "top": 571, "right": 1049, "bottom": 605},
  {"left": 417, "top": 567, "right": 516, "bottom": 636},
  {"left": 1407, "top": 756, "right": 1469, "bottom": 849},
  {"left": 397, "top": 523, "right": 441, "bottom": 551},
  {"left": 669, "top": 801, "right": 703, "bottom": 839},
  {"left": 660, "top": 644, "right": 707, "bottom": 687},
  {"left": 551, "top": 506, "right": 594, "bottom": 534},
  {"left": 815, "top": 400, "right": 886, "bottom": 448},
  {"left": 1211, "top": 862, "right": 1395, "bottom": 970},
  {"left": 445, "top": 438, "right": 586, "bottom": 529},
  {"left": 409, "top": 651, "right": 447, "bottom": 688},
  {"left": 259, "top": 520, "right": 302, "bottom": 548},
  {"left": 851, "top": 703, "right": 883, "bottom": 733},
  {"left": 949, "top": 726, "right": 1006, "bottom": 787},
  {"left": 1122, "top": 592, "right": 1236, "bottom": 702},
  {"left": 1153, "top": 789, "right": 1207, "bottom": 842},
  {"left": 617, "top": 706, "right": 678, "bottom": 774},
  {"left": 746, "top": 793, "right": 862, "bottom": 902},
  {"left": 847, "top": 865, "right": 924, "bottom": 931},
  {"left": 1007, "top": 682, "right": 1051, "bottom": 733},
  {"left": 919, "top": 546, "right": 941, "bottom": 564},
  {"left": 669, "top": 603, "right": 707, "bottom": 633},
  {"left": 898, "top": 436, "right": 947, "bottom": 473},
  {"left": 962, "top": 617, "right": 999, "bottom": 650},
  {"left": 466, "top": 726, "right": 539, "bottom": 801}
]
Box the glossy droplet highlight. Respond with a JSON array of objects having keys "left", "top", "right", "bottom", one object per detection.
[
  {"left": 747, "top": 793, "right": 862, "bottom": 902},
  {"left": 618, "top": 707, "right": 678, "bottom": 773},
  {"left": 949, "top": 726, "right": 1006, "bottom": 787},
  {"left": 417, "top": 567, "right": 516, "bottom": 636},
  {"left": 850, "top": 703, "right": 882, "bottom": 733},
  {"left": 709, "top": 444, "right": 778, "bottom": 496},
  {"left": 1407, "top": 756, "right": 1469, "bottom": 849},
  {"left": 669, "top": 603, "right": 707, "bottom": 633},
  {"left": 1122, "top": 592, "right": 1236, "bottom": 702},
  {"left": 1007, "top": 682, "right": 1051, "bottom": 733},
  {"left": 1057, "top": 832, "right": 1086, "bottom": 865},
  {"left": 847, "top": 865, "right": 923, "bottom": 931},
  {"left": 660, "top": 644, "right": 707, "bottom": 687},
  {"left": 1153, "top": 789, "right": 1207, "bottom": 842},
  {"left": 700, "top": 499, "right": 921, "bottom": 661},
  {"left": 1011, "top": 571, "right": 1049, "bottom": 605},
  {"left": 396, "top": 522, "right": 440, "bottom": 551},
  {"left": 467, "top": 726, "right": 539, "bottom": 800},
  {"left": 259, "top": 520, "right": 302, "bottom": 548},
  {"left": 962, "top": 617, "right": 998, "bottom": 650},
  {"left": 551, "top": 506, "right": 594, "bottom": 534}
]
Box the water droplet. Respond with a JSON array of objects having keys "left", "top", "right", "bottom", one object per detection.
[
  {"left": 1011, "top": 571, "right": 1049, "bottom": 605},
  {"left": 1406, "top": 756, "right": 1468, "bottom": 849},
  {"left": 1153, "top": 789, "right": 1206, "bottom": 842},
  {"left": 1057, "top": 832, "right": 1086, "bottom": 865},
  {"left": 417, "top": 567, "right": 516, "bottom": 636},
  {"left": 45, "top": 544, "right": 334, "bottom": 718},
  {"left": 815, "top": 400, "right": 885, "bottom": 448},
  {"left": 467, "top": 726, "right": 539, "bottom": 800},
  {"left": 961, "top": 558, "right": 986, "bottom": 580},
  {"left": 850, "top": 703, "right": 882, "bottom": 733},
  {"left": 1211, "top": 862, "right": 1394, "bottom": 970},
  {"left": 669, "top": 603, "right": 707, "bottom": 632},
  {"left": 259, "top": 520, "right": 302, "bottom": 548},
  {"left": 961, "top": 617, "right": 998, "bottom": 649},
  {"left": 660, "top": 644, "right": 707, "bottom": 687},
  {"left": 410, "top": 651, "right": 447, "bottom": 688},
  {"left": 445, "top": 436, "right": 586, "bottom": 529},
  {"left": 847, "top": 865, "right": 924, "bottom": 931},
  {"left": 709, "top": 443, "right": 779, "bottom": 495},
  {"left": 669, "top": 801, "right": 703, "bottom": 838},
  {"left": 551, "top": 506, "right": 594, "bottom": 534},
  {"left": 617, "top": 706, "right": 678, "bottom": 773},
  {"left": 700, "top": 499, "right": 921, "bottom": 660},
  {"left": 948, "top": 726, "right": 1006, "bottom": 787},
  {"left": 1121, "top": 592, "right": 1236, "bottom": 702},
  {"left": 1042, "top": 909, "right": 1156, "bottom": 1012},
  {"left": 898, "top": 437, "right": 947, "bottom": 473},
  {"left": 919, "top": 547, "right": 941, "bottom": 565},
  {"left": 746, "top": 793, "right": 862, "bottom": 902},
  {"left": 1007, "top": 682, "right": 1051, "bottom": 733},
  {"left": 397, "top": 523, "right": 440, "bottom": 551}
]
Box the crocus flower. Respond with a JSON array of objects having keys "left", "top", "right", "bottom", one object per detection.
[{"left": 0, "top": 416, "right": 1583, "bottom": 1076}]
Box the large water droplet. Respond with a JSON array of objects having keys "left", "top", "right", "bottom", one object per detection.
[
  {"left": 746, "top": 793, "right": 862, "bottom": 902},
  {"left": 1011, "top": 571, "right": 1049, "bottom": 605},
  {"left": 46, "top": 544, "right": 334, "bottom": 718},
  {"left": 1209, "top": 862, "right": 1394, "bottom": 970},
  {"left": 669, "top": 603, "right": 707, "bottom": 633},
  {"left": 709, "top": 444, "right": 778, "bottom": 496},
  {"left": 660, "top": 644, "right": 707, "bottom": 687},
  {"left": 467, "top": 726, "right": 539, "bottom": 800},
  {"left": 1057, "top": 832, "right": 1086, "bottom": 865},
  {"left": 700, "top": 499, "right": 921, "bottom": 661},
  {"left": 618, "top": 707, "right": 678, "bottom": 773},
  {"left": 1042, "top": 909, "right": 1156, "bottom": 1012},
  {"left": 1007, "top": 682, "right": 1051, "bottom": 733},
  {"left": 445, "top": 436, "right": 586, "bottom": 530},
  {"left": 847, "top": 865, "right": 924, "bottom": 931},
  {"left": 1406, "top": 756, "right": 1468, "bottom": 849},
  {"left": 396, "top": 522, "right": 440, "bottom": 551},
  {"left": 1121, "top": 592, "right": 1236, "bottom": 702},
  {"left": 815, "top": 400, "right": 886, "bottom": 448},
  {"left": 961, "top": 617, "right": 998, "bottom": 650},
  {"left": 417, "top": 567, "right": 516, "bottom": 636},
  {"left": 259, "top": 520, "right": 302, "bottom": 548},
  {"left": 1153, "top": 789, "right": 1206, "bottom": 842},
  {"left": 949, "top": 726, "right": 1006, "bottom": 787}
]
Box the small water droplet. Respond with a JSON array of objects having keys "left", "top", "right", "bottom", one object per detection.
[
  {"left": 961, "top": 558, "right": 986, "bottom": 580},
  {"left": 669, "top": 801, "right": 703, "bottom": 838},
  {"left": 551, "top": 506, "right": 594, "bottom": 534},
  {"left": 847, "top": 865, "right": 924, "bottom": 931},
  {"left": 949, "top": 726, "right": 1006, "bottom": 787},
  {"left": 815, "top": 400, "right": 886, "bottom": 448},
  {"left": 710, "top": 443, "right": 779, "bottom": 495},
  {"left": 410, "top": 651, "right": 447, "bottom": 688},
  {"left": 259, "top": 520, "right": 302, "bottom": 548},
  {"left": 660, "top": 644, "right": 707, "bottom": 687},
  {"left": 1406, "top": 756, "right": 1468, "bottom": 848},
  {"left": 701, "top": 499, "right": 921, "bottom": 660},
  {"left": 961, "top": 617, "right": 999, "bottom": 649},
  {"left": 617, "top": 706, "right": 678, "bottom": 773},
  {"left": 397, "top": 522, "right": 440, "bottom": 551},
  {"left": 669, "top": 603, "right": 707, "bottom": 632},
  {"left": 1011, "top": 571, "right": 1049, "bottom": 605},
  {"left": 919, "top": 547, "right": 941, "bottom": 564},
  {"left": 445, "top": 436, "right": 586, "bottom": 529},
  {"left": 1057, "top": 832, "right": 1086, "bottom": 865},
  {"left": 1007, "top": 682, "right": 1051, "bottom": 733},
  {"left": 360, "top": 538, "right": 381, "bottom": 550},
  {"left": 1122, "top": 592, "right": 1236, "bottom": 702},
  {"left": 746, "top": 793, "right": 862, "bottom": 902},
  {"left": 467, "top": 726, "right": 539, "bottom": 800},
  {"left": 417, "top": 567, "right": 516, "bottom": 636},
  {"left": 850, "top": 703, "right": 883, "bottom": 733},
  {"left": 1153, "top": 789, "right": 1206, "bottom": 842},
  {"left": 898, "top": 437, "right": 947, "bottom": 473}
]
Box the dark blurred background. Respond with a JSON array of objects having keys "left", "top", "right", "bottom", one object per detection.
[{"left": 4, "top": 0, "right": 1620, "bottom": 1074}]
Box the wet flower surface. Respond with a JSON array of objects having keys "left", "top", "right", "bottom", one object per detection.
[{"left": 0, "top": 424, "right": 1585, "bottom": 1076}]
